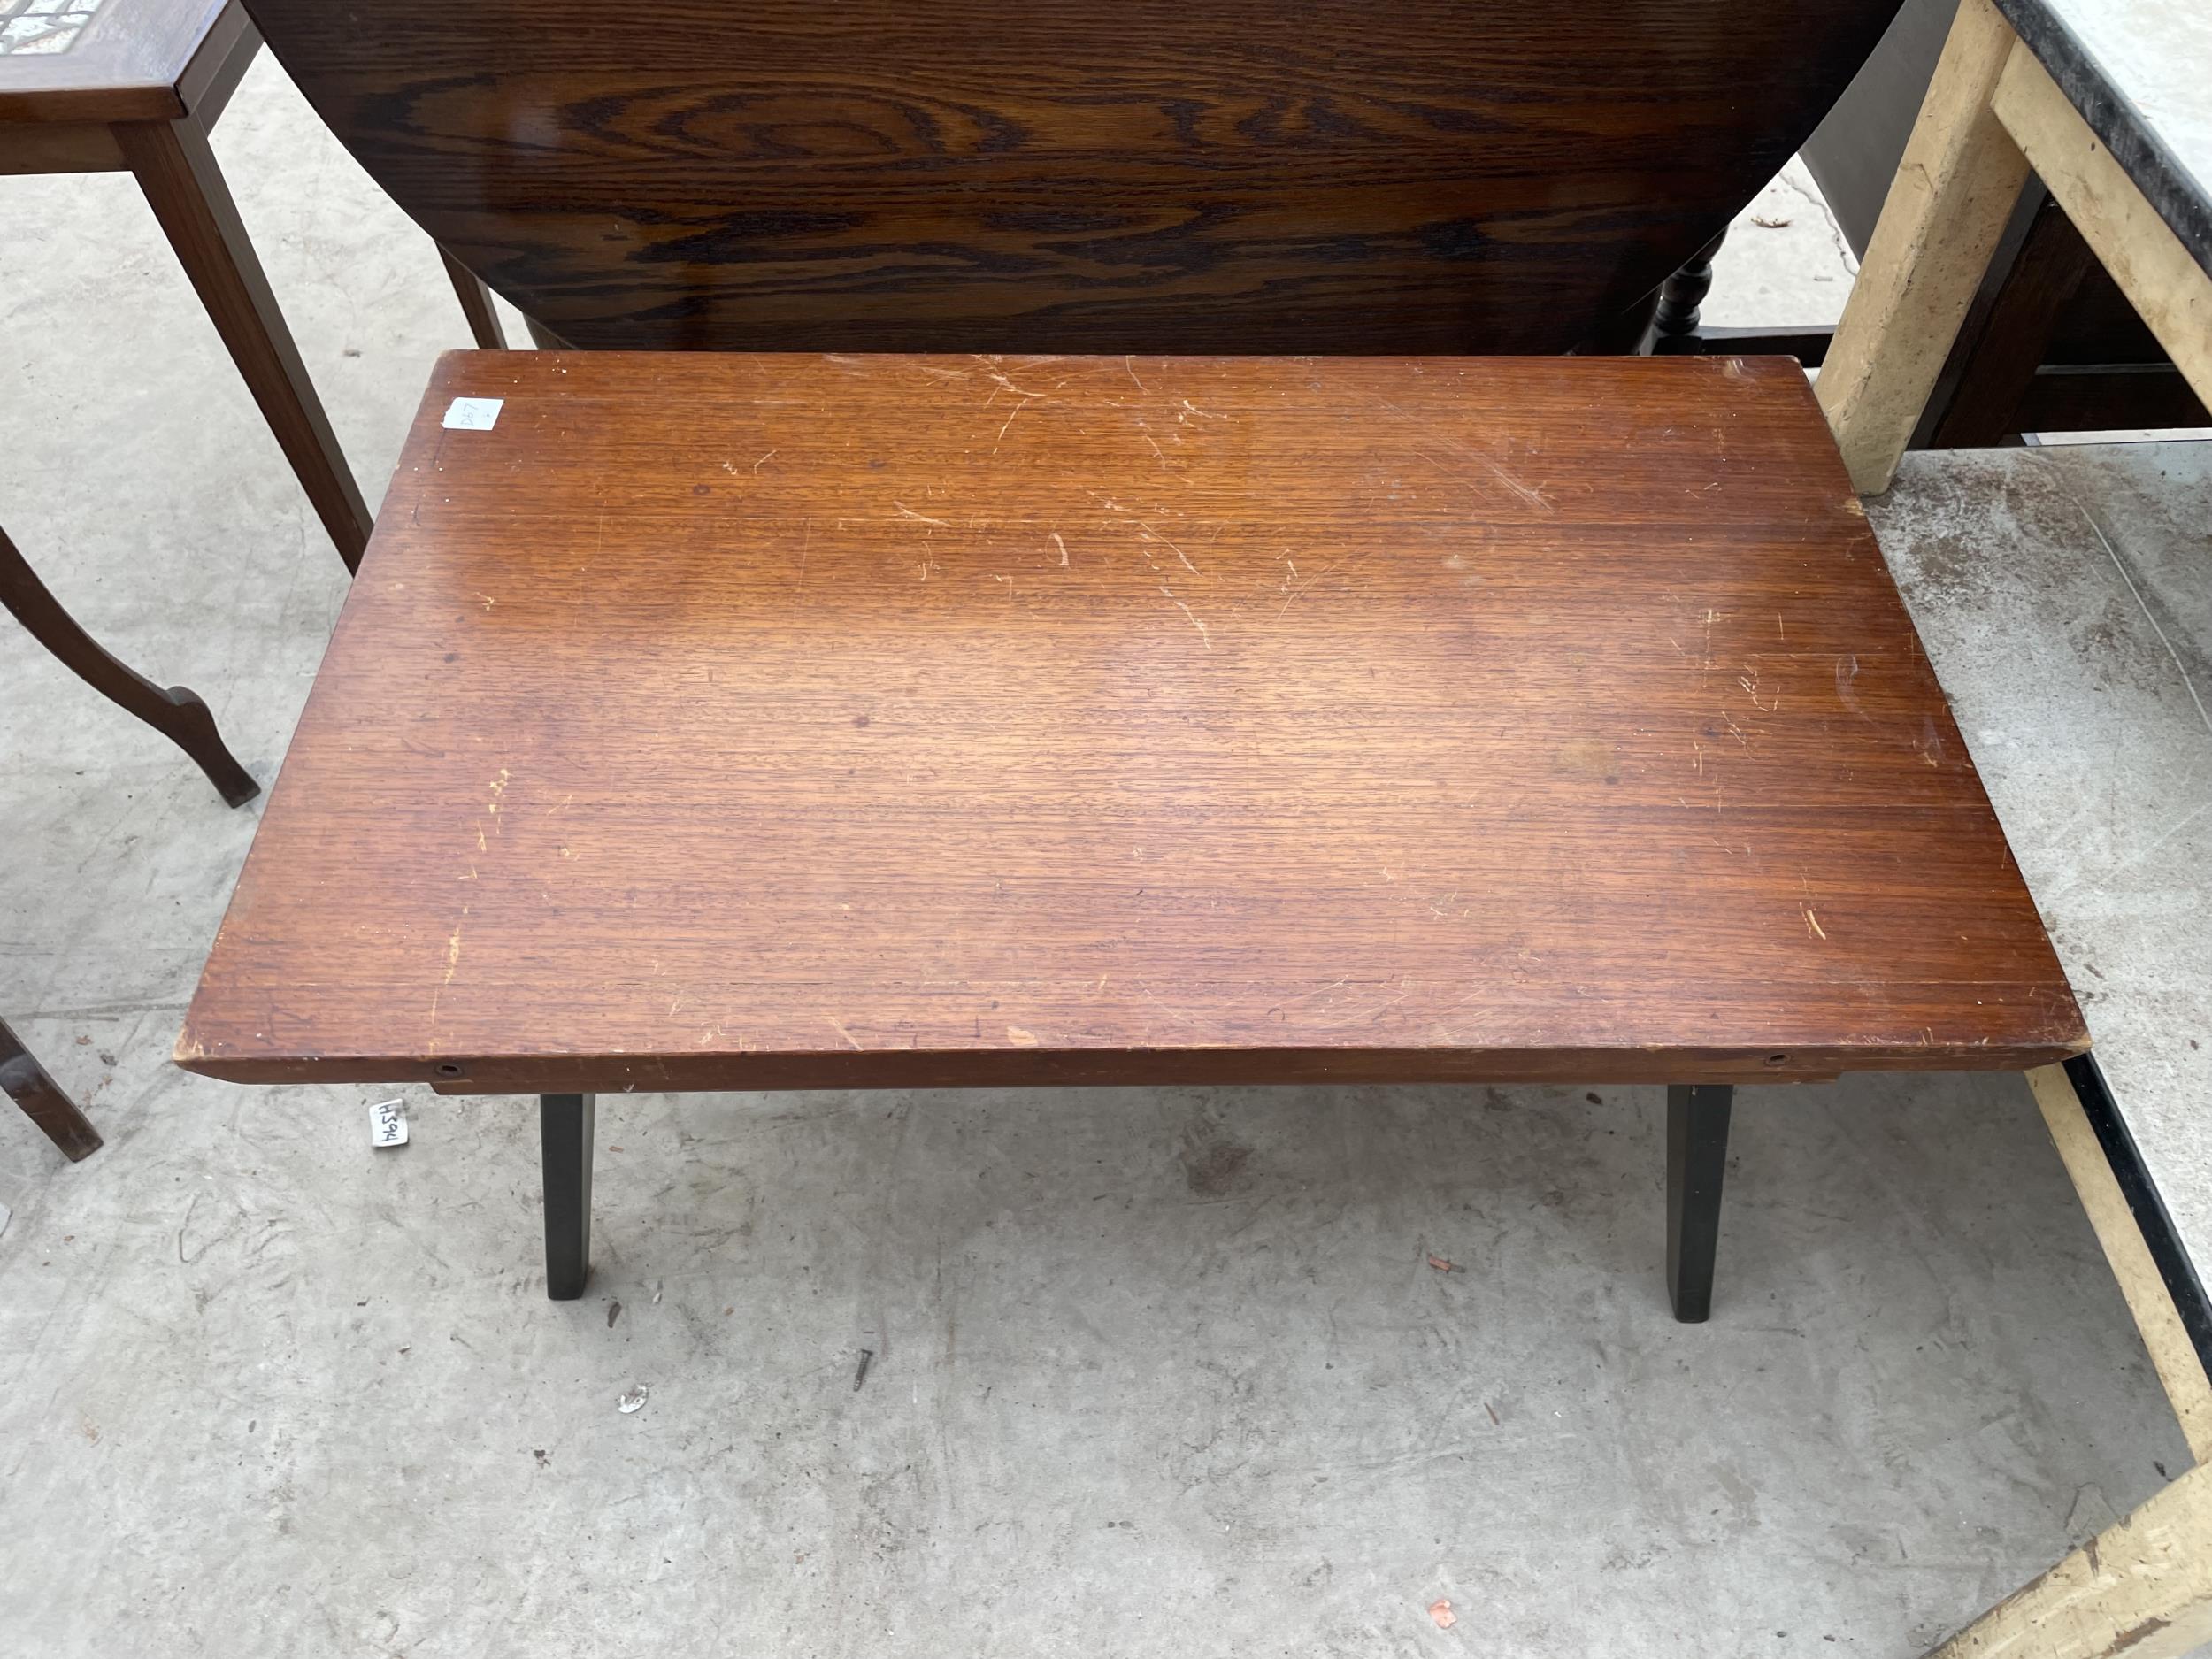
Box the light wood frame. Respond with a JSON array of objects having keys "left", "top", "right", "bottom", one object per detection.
[{"left": 1818, "top": 0, "right": 2212, "bottom": 495}]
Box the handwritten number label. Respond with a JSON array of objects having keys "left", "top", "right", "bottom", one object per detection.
[
  {"left": 369, "top": 1098, "right": 409, "bottom": 1148},
  {"left": 442, "top": 397, "right": 503, "bottom": 431}
]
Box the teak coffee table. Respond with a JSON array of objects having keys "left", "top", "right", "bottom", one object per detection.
[{"left": 176, "top": 349, "right": 2085, "bottom": 1317}]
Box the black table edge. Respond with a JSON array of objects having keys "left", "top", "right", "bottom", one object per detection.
[
  {"left": 2064, "top": 1051, "right": 2212, "bottom": 1379},
  {"left": 1993, "top": 0, "right": 2212, "bottom": 281}
]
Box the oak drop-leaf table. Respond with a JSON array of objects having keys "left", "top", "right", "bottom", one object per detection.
[{"left": 175, "top": 350, "right": 2085, "bottom": 1317}]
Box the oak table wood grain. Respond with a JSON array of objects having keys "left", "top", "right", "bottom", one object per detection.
[
  {"left": 241, "top": 0, "right": 1903, "bottom": 357},
  {"left": 177, "top": 349, "right": 2085, "bottom": 1308}
]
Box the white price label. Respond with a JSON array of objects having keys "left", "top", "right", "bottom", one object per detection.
[
  {"left": 369, "top": 1098, "right": 408, "bottom": 1148},
  {"left": 442, "top": 396, "right": 504, "bottom": 430}
]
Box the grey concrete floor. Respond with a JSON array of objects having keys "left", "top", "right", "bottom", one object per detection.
[
  {"left": 0, "top": 53, "right": 2197, "bottom": 1659},
  {"left": 1878, "top": 442, "right": 2212, "bottom": 1276}
]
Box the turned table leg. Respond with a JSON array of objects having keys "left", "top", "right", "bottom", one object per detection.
[{"left": 1645, "top": 230, "right": 1727, "bottom": 356}]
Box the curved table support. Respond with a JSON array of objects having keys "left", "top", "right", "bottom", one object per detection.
[{"left": 1, "top": 524, "right": 258, "bottom": 808}]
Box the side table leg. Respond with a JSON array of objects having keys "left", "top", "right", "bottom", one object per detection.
[
  {"left": 438, "top": 245, "right": 509, "bottom": 349},
  {"left": 541, "top": 1093, "right": 595, "bottom": 1299},
  {"left": 116, "top": 115, "right": 374, "bottom": 573},
  {"left": 1667, "top": 1082, "right": 1733, "bottom": 1322},
  {"left": 522, "top": 314, "right": 574, "bottom": 351},
  {"left": 2, "top": 1018, "right": 103, "bottom": 1162},
  {"left": 1, "top": 525, "right": 259, "bottom": 808}
]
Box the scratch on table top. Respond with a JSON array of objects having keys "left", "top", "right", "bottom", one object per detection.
[
  {"left": 826, "top": 1016, "right": 863, "bottom": 1050},
  {"left": 1273, "top": 552, "right": 1365, "bottom": 623},
  {"left": 1051, "top": 532, "right": 1070, "bottom": 566},
  {"left": 1738, "top": 670, "right": 1780, "bottom": 714},
  {"left": 1409, "top": 445, "right": 1552, "bottom": 513},
  {"left": 1158, "top": 586, "right": 1211, "bottom": 648},
  {"left": 992, "top": 398, "right": 1033, "bottom": 455},
  {"left": 893, "top": 502, "right": 953, "bottom": 529},
  {"left": 1138, "top": 988, "right": 1217, "bottom": 1033},
  {"left": 1139, "top": 526, "right": 1201, "bottom": 577},
  {"left": 1834, "top": 653, "right": 1869, "bottom": 720},
  {"left": 1803, "top": 905, "right": 1827, "bottom": 941},
  {"left": 983, "top": 368, "right": 1050, "bottom": 400}
]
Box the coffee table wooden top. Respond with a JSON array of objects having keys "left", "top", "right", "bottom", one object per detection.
[{"left": 177, "top": 351, "right": 2084, "bottom": 1094}]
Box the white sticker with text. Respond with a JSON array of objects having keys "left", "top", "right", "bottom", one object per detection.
[
  {"left": 369, "top": 1098, "right": 409, "bottom": 1148},
  {"left": 442, "top": 396, "right": 503, "bottom": 430}
]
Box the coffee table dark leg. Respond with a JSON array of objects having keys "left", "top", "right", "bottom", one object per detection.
[
  {"left": 1666, "top": 1082, "right": 1733, "bottom": 1322},
  {"left": 541, "top": 1093, "right": 595, "bottom": 1299}
]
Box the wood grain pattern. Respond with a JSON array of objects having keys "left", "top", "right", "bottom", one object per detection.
[
  {"left": 177, "top": 350, "right": 2084, "bottom": 1094},
  {"left": 242, "top": 0, "right": 1901, "bottom": 355}
]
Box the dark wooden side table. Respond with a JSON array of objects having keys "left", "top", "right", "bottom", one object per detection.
[{"left": 0, "top": 0, "right": 507, "bottom": 574}]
